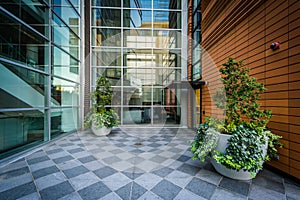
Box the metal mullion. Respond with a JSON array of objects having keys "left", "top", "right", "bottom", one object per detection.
[
  {"left": 120, "top": 4, "right": 124, "bottom": 125},
  {"left": 0, "top": 107, "right": 48, "bottom": 112},
  {"left": 0, "top": 6, "right": 49, "bottom": 42}
]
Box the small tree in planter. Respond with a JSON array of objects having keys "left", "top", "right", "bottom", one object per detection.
[
  {"left": 84, "top": 76, "right": 118, "bottom": 136},
  {"left": 191, "top": 57, "right": 282, "bottom": 179}
]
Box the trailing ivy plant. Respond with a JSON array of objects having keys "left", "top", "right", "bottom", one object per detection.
[
  {"left": 191, "top": 122, "right": 219, "bottom": 162},
  {"left": 84, "top": 76, "right": 118, "bottom": 129}
]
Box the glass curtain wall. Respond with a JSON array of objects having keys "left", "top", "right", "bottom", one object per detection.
[
  {"left": 192, "top": 0, "right": 201, "bottom": 125},
  {"left": 0, "top": 0, "right": 81, "bottom": 159},
  {"left": 91, "top": 0, "right": 182, "bottom": 126}
]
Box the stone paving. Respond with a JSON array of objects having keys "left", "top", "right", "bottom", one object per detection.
[{"left": 0, "top": 128, "right": 300, "bottom": 200}]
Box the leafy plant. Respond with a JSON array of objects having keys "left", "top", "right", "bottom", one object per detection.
[
  {"left": 84, "top": 76, "right": 118, "bottom": 129},
  {"left": 191, "top": 122, "right": 219, "bottom": 162}
]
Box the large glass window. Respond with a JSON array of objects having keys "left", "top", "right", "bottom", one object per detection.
[
  {"left": 92, "top": 28, "right": 121, "bottom": 46},
  {"left": 92, "top": 8, "right": 121, "bottom": 27},
  {"left": 123, "top": 10, "right": 152, "bottom": 28}
]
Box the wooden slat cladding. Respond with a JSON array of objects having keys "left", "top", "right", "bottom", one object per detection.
[{"left": 201, "top": 0, "right": 300, "bottom": 179}]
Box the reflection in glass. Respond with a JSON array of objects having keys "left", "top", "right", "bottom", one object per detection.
[
  {"left": 153, "top": 68, "right": 181, "bottom": 86},
  {"left": 153, "top": 30, "right": 181, "bottom": 48},
  {"left": 123, "top": 87, "right": 152, "bottom": 106},
  {"left": 124, "top": 29, "right": 153, "bottom": 48},
  {"left": 0, "top": 61, "right": 46, "bottom": 108},
  {"left": 53, "top": 14, "right": 79, "bottom": 58},
  {"left": 124, "top": 68, "right": 153, "bottom": 86},
  {"left": 53, "top": 0, "right": 80, "bottom": 34},
  {"left": 52, "top": 46, "right": 79, "bottom": 81},
  {"left": 92, "top": 0, "right": 121, "bottom": 7},
  {"left": 154, "top": 0, "right": 181, "bottom": 9},
  {"left": 153, "top": 11, "right": 181, "bottom": 29},
  {"left": 92, "top": 48, "right": 121, "bottom": 66},
  {"left": 123, "top": 10, "right": 152, "bottom": 28},
  {"left": 153, "top": 107, "right": 180, "bottom": 124},
  {"left": 92, "top": 68, "right": 121, "bottom": 87},
  {"left": 153, "top": 87, "right": 181, "bottom": 106},
  {"left": 0, "top": 0, "right": 49, "bottom": 36},
  {"left": 153, "top": 49, "right": 181, "bottom": 68},
  {"left": 51, "top": 77, "right": 79, "bottom": 107},
  {"left": 123, "top": 49, "right": 153, "bottom": 67},
  {"left": 123, "top": 0, "right": 151, "bottom": 8},
  {"left": 0, "top": 10, "right": 48, "bottom": 71},
  {"left": 0, "top": 110, "right": 44, "bottom": 158},
  {"left": 92, "top": 8, "right": 121, "bottom": 27},
  {"left": 51, "top": 107, "right": 78, "bottom": 137},
  {"left": 92, "top": 28, "right": 121, "bottom": 46}
]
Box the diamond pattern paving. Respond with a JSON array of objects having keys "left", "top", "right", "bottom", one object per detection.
[{"left": 0, "top": 128, "right": 299, "bottom": 200}]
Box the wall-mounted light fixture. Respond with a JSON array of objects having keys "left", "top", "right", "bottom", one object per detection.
[{"left": 270, "top": 41, "right": 280, "bottom": 50}]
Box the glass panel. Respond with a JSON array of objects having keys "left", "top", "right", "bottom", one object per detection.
[
  {"left": 153, "top": 11, "right": 181, "bottom": 29},
  {"left": 153, "top": 49, "right": 181, "bottom": 68},
  {"left": 123, "top": 107, "right": 151, "bottom": 124},
  {"left": 52, "top": 46, "right": 79, "bottom": 81},
  {"left": 124, "top": 29, "right": 153, "bottom": 47},
  {"left": 0, "top": 0, "right": 49, "bottom": 36},
  {"left": 53, "top": 14, "right": 79, "bottom": 57},
  {"left": 0, "top": 61, "right": 46, "bottom": 108},
  {"left": 123, "top": 0, "right": 152, "bottom": 8},
  {"left": 92, "top": 0, "right": 121, "bottom": 7},
  {"left": 92, "top": 68, "right": 122, "bottom": 85},
  {"left": 153, "top": 68, "right": 181, "bottom": 86},
  {"left": 154, "top": 0, "right": 181, "bottom": 9},
  {"left": 51, "top": 107, "right": 78, "bottom": 137},
  {"left": 193, "top": 30, "right": 201, "bottom": 44},
  {"left": 193, "top": 61, "right": 201, "bottom": 81},
  {"left": 69, "top": 0, "right": 80, "bottom": 13},
  {"left": 153, "top": 87, "right": 181, "bottom": 105},
  {"left": 51, "top": 77, "right": 79, "bottom": 107},
  {"left": 92, "top": 8, "right": 121, "bottom": 27},
  {"left": 0, "top": 10, "right": 48, "bottom": 71},
  {"left": 123, "top": 49, "right": 153, "bottom": 67},
  {"left": 92, "top": 48, "right": 121, "bottom": 66},
  {"left": 124, "top": 68, "right": 153, "bottom": 86},
  {"left": 153, "top": 30, "right": 181, "bottom": 48},
  {"left": 123, "top": 10, "right": 152, "bottom": 28},
  {"left": 0, "top": 110, "right": 45, "bottom": 158},
  {"left": 92, "top": 28, "right": 121, "bottom": 46},
  {"left": 153, "top": 106, "right": 180, "bottom": 124},
  {"left": 123, "top": 87, "right": 152, "bottom": 106},
  {"left": 53, "top": 0, "right": 80, "bottom": 34}
]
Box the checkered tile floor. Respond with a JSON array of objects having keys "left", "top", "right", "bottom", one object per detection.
[{"left": 0, "top": 128, "right": 300, "bottom": 200}]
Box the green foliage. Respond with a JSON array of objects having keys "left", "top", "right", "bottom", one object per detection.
[
  {"left": 213, "top": 57, "right": 272, "bottom": 133},
  {"left": 84, "top": 76, "right": 118, "bottom": 129},
  {"left": 213, "top": 124, "right": 266, "bottom": 178},
  {"left": 190, "top": 122, "right": 219, "bottom": 162}
]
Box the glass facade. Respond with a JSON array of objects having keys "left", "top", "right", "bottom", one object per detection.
[
  {"left": 0, "top": 1, "right": 81, "bottom": 158},
  {"left": 91, "top": 0, "right": 184, "bottom": 126}
]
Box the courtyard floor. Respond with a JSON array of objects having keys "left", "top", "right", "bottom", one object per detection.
[{"left": 0, "top": 128, "right": 299, "bottom": 200}]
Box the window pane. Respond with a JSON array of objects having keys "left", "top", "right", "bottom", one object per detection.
[
  {"left": 124, "top": 29, "right": 153, "bottom": 47},
  {"left": 0, "top": 110, "right": 45, "bottom": 158},
  {"left": 92, "top": 48, "right": 121, "bottom": 66},
  {"left": 52, "top": 46, "right": 79, "bottom": 81},
  {"left": 0, "top": 10, "right": 48, "bottom": 71},
  {"left": 123, "top": 10, "right": 152, "bottom": 28},
  {"left": 123, "top": 107, "right": 151, "bottom": 124},
  {"left": 153, "top": 49, "right": 181, "bottom": 68},
  {"left": 92, "top": 8, "right": 121, "bottom": 27},
  {"left": 92, "top": 28, "right": 121, "bottom": 46},
  {"left": 91, "top": 68, "right": 122, "bottom": 86},
  {"left": 0, "top": 0, "right": 49, "bottom": 36},
  {"left": 51, "top": 77, "right": 79, "bottom": 107},
  {"left": 53, "top": 0, "right": 80, "bottom": 34},
  {"left": 153, "top": 30, "right": 181, "bottom": 48},
  {"left": 124, "top": 68, "right": 153, "bottom": 86},
  {"left": 153, "top": 88, "right": 181, "bottom": 106},
  {"left": 0, "top": 61, "right": 46, "bottom": 109},
  {"left": 153, "top": 68, "right": 181, "bottom": 86},
  {"left": 51, "top": 107, "right": 78, "bottom": 137},
  {"left": 123, "top": 49, "right": 153, "bottom": 67},
  {"left": 153, "top": 11, "right": 181, "bottom": 29},
  {"left": 123, "top": 0, "right": 151, "bottom": 8},
  {"left": 153, "top": 107, "right": 180, "bottom": 124},
  {"left": 92, "top": 0, "right": 121, "bottom": 7},
  {"left": 154, "top": 0, "right": 181, "bottom": 9}
]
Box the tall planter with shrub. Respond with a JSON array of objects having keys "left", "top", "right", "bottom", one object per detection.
[{"left": 191, "top": 58, "right": 282, "bottom": 180}]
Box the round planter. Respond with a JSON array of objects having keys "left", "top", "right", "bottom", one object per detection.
[
  {"left": 91, "top": 123, "right": 111, "bottom": 136},
  {"left": 211, "top": 132, "right": 267, "bottom": 180}
]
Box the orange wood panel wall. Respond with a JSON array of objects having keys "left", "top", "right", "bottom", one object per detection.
[{"left": 201, "top": 0, "right": 300, "bottom": 179}]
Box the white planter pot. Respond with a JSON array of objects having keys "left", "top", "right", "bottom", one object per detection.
[
  {"left": 91, "top": 123, "right": 111, "bottom": 136},
  {"left": 211, "top": 132, "right": 267, "bottom": 180}
]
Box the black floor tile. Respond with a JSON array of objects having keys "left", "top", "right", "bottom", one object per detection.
[{"left": 40, "top": 181, "right": 74, "bottom": 200}]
